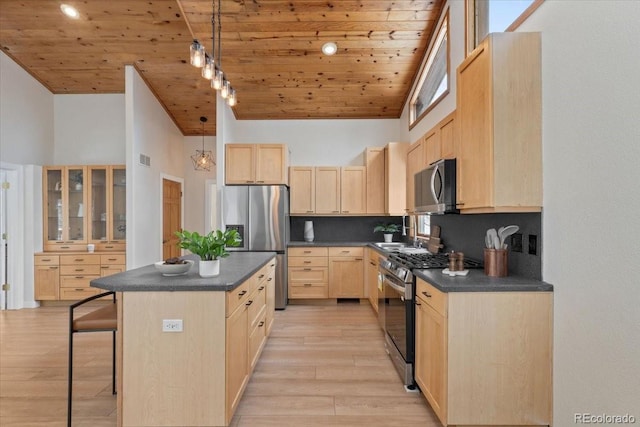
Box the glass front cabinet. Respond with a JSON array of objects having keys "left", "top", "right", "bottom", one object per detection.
[
  {"left": 88, "top": 166, "right": 126, "bottom": 251},
  {"left": 43, "top": 165, "right": 126, "bottom": 251},
  {"left": 43, "top": 166, "right": 88, "bottom": 251}
]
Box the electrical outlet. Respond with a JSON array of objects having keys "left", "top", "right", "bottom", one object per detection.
[
  {"left": 162, "top": 319, "right": 183, "bottom": 332},
  {"left": 511, "top": 233, "right": 523, "bottom": 252},
  {"left": 528, "top": 234, "right": 538, "bottom": 255}
]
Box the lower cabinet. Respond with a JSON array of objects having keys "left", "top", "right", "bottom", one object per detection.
[
  {"left": 288, "top": 246, "right": 365, "bottom": 300},
  {"left": 328, "top": 247, "right": 364, "bottom": 298},
  {"left": 225, "top": 296, "right": 249, "bottom": 419},
  {"left": 366, "top": 248, "right": 379, "bottom": 312},
  {"left": 34, "top": 252, "right": 125, "bottom": 300},
  {"left": 414, "top": 278, "right": 552, "bottom": 426}
]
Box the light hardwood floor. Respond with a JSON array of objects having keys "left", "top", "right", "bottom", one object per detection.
[{"left": 1, "top": 302, "right": 439, "bottom": 426}]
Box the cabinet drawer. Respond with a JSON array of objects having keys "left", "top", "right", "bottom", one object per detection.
[
  {"left": 416, "top": 279, "right": 447, "bottom": 317},
  {"left": 248, "top": 284, "right": 267, "bottom": 329},
  {"left": 60, "top": 275, "right": 99, "bottom": 288},
  {"left": 288, "top": 267, "right": 328, "bottom": 284},
  {"left": 329, "top": 247, "right": 364, "bottom": 257},
  {"left": 60, "top": 254, "right": 101, "bottom": 265},
  {"left": 35, "top": 255, "right": 60, "bottom": 266},
  {"left": 60, "top": 265, "right": 101, "bottom": 276},
  {"left": 96, "top": 242, "right": 126, "bottom": 252},
  {"left": 289, "top": 283, "right": 329, "bottom": 299},
  {"left": 44, "top": 243, "right": 87, "bottom": 252},
  {"left": 288, "top": 256, "right": 328, "bottom": 267},
  {"left": 101, "top": 265, "right": 125, "bottom": 276},
  {"left": 249, "top": 308, "right": 267, "bottom": 369},
  {"left": 60, "top": 287, "right": 100, "bottom": 300},
  {"left": 226, "top": 279, "right": 252, "bottom": 317},
  {"left": 288, "top": 247, "right": 328, "bottom": 257},
  {"left": 100, "top": 254, "right": 126, "bottom": 264}
]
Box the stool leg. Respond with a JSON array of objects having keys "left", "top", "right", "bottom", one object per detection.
[
  {"left": 112, "top": 330, "right": 116, "bottom": 395},
  {"left": 68, "top": 331, "right": 73, "bottom": 427}
]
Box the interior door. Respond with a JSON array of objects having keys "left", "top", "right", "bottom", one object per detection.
[{"left": 162, "top": 179, "right": 182, "bottom": 260}]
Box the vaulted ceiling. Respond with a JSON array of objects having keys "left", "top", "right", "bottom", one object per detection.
[{"left": 0, "top": 0, "right": 443, "bottom": 135}]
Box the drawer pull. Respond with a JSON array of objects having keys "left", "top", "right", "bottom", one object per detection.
[
  {"left": 105, "top": 246, "right": 114, "bottom": 249},
  {"left": 303, "top": 261, "right": 311, "bottom": 264},
  {"left": 75, "top": 276, "right": 85, "bottom": 279},
  {"left": 270, "top": 263, "right": 275, "bottom": 267},
  {"left": 306, "top": 210, "right": 314, "bottom": 213},
  {"left": 415, "top": 301, "right": 421, "bottom": 306},
  {"left": 108, "top": 258, "right": 117, "bottom": 261},
  {"left": 75, "top": 288, "right": 84, "bottom": 291},
  {"left": 369, "top": 261, "right": 376, "bottom": 266},
  {"left": 303, "top": 250, "right": 312, "bottom": 254},
  {"left": 258, "top": 286, "right": 265, "bottom": 291},
  {"left": 61, "top": 246, "right": 70, "bottom": 249},
  {"left": 50, "top": 266, "right": 58, "bottom": 270},
  {"left": 341, "top": 250, "right": 350, "bottom": 253},
  {"left": 332, "top": 211, "right": 340, "bottom": 213},
  {"left": 256, "top": 180, "right": 264, "bottom": 183},
  {"left": 238, "top": 290, "right": 247, "bottom": 297},
  {"left": 246, "top": 180, "right": 254, "bottom": 184},
  {"left": 100, "top": 240, "right": 108, "bottom": 243},
  {"left": 74, "top": 269, "right": 84, "bottom": 272},
  {"left": 355, "top": 258, "right": 362, "bottom": 261},
  {"left": 258, "top": 321, "right": 265, "bottom": 327},
  {"left": 55, "top": 241, "right": 64, "bottom": 243},
  {"left": 246, "top": 300, "right": 254, "bottom": 306},
  {"left": 422, "top": 291, "right": 432, "bottom": 298},
  {"left": 74, "top": 259, "right": 84, "bottom": 262},
  {"left": 303, "top": 268, "right": 311, "bottom": 271},
  {"left": 42, "top": 258, "right": 51, "bottom": 262},
  {"left": 267, "top": 278, "right": 273, "bottom": 281},
  {"left": 101, "top": 266, "right": 108, "bottom": 269},
  {"left": 65, "top": 241, "right": 74, "bottom": 244},
  {"left": 259, "top": 274, "right": 265, "bottom": 279},
  {"left": 304, "top": 283, "right": 312, "bottom": 287}
]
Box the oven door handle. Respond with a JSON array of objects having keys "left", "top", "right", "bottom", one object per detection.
[{"left": 384, "top": 277, "right": 407, "bottom": 300}]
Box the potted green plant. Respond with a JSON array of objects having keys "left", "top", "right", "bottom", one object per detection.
[
  {"left": 175, "top": 229, "right": 242, "bottom": 277},
  {"left": 374, "top": 223, "right": 401, "bottom": 243}
]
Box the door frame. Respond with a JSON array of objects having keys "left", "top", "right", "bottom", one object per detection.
[{"left": 160, "top": 174, "right": 184, "bottom": 257}]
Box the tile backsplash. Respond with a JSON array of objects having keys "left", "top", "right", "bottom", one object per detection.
[{"left": 290, "top": 216, "right": 403, "bottom": 243}]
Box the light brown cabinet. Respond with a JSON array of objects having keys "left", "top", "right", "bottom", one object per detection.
[
  {"left": 34, "top": 252, "right": 125, "bottom": 301},
  {"left": 288, "top": 247, "right": 329, "bottom": 299},
  {"left": 328, "top": 247, "right": 364, "bottom": 298},
  {"left": 456, "top": 32, "right": 541, "bottom": 213},
  {"left": 365, "top": 248, "right": 379, "bottom": 312},
  {"left": 225, "top": 295, "right": 249, "bottom": 420},
  {"left": 289, "top": 167, "right": 315, "bottom": 214},
  {"left": 406, "top": 140, "right": 425, "bottom": 213},
  {"left": 414, "top": 278, "right": 552, "bottom": 426},
  {"left": 88, "top": 166, "right": 126, "bottom": 251},
  {"left": 34, "top": 255, "right": 59, "bottom": 300},
  {"left": 43, "top": 166, "right": 88, "bottom": 251},
  {"left": 365, "top": 148, "right": 385, "bottom": 214},
  {"left": 290, "top": 166, "right": 366, "bottom": 215},
  {"left": 225, "top": 144, "right": 288, "bottom": 185},
  {"left": 384, "top": 142, "right": 410, "bottom": 215}
]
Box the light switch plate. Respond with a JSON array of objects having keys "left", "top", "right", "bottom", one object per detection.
[{"left": 162, "top": 319, "right": 183, "bottom": 332}]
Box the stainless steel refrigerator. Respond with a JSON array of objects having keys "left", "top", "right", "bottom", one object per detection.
[{"left": 222, "top": 185, "right": 289, "bottom": 309}]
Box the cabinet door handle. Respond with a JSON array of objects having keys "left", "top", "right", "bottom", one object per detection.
[
  {"left": 258, "top": 286, "right": 265, "bottom": 291},
  {"left": 50, "top": 266, "right": 58, "bottom": 270},
  {"left": 74, "top": 276, "right": 85, "bottom": 279},
  {"left": 246, "top": 300, "right": 254, "bottom": 306},
  {"left": 422, "top": 291, "right": 432, "bottom": 298},
  {"left": 238, "top": 290, "right": 247, "bottom": 297},
  {"left": 332, "top": 210, "right": 339, "bottom": 213},
  {"left": 65, "top": 241, "right": 74, "bottom": 244},
  {"left": 415, "top": 301, "right": 421, "bottom": 306},
  {"left": 61, "top": 246, "right": 70, "bottom": 249},
  {"left": 246, "top": 181, "right": 254, "bottom": 183},
  {"left": 342, "top": 211, "right": 349, "bottom": 213},
  {"left": 303, "top": 250, "right": 312, "bottom": 254},
  {"left": 355, "top": 258, "right": 362, "bottom": 261},
  {"left": 258, "top": 321, "right": 265, "bottom": 327},
  {"left": 369, "top": 261, "right": 376, "bottom": 266},
  {"left": 256, "top": 180, "right": 265, "bottom": 183},
  {"left": 306, "top": 210, "right": 314, "bottom": 213},
  {"left": 258, "top": 274, "right": 265, "bottom": 279},
  {"left": 267, "top": 277, "right": 273, "bottom": 281},
  {"left": 55, "top": 241, "right": 64, "bottom": 244}
]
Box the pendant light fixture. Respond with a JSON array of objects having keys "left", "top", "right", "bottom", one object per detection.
[
  {"left": 190, "top": 0, "right": 236, "bottom": 107},
  {"left": 191, "top": 117, "right": 215, "bottom": 171}
]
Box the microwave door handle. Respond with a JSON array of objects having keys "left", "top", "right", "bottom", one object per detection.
[{"left": 430, "top": 167, "right": 439, "bottom": 203}]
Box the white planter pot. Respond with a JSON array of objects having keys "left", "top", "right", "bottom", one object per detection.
[
  {"left": 383, "top": 233, "right": 393, "bottom": 243},
  {"left": 199, "top": 259, "right": 220, "bottom": 277}
]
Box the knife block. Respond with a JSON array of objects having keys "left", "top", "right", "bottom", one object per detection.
[{"left": 484, "top": 249, "right": 508, "bottom": 277}]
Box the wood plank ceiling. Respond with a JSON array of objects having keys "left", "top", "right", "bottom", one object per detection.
[{"left": 0, "top": 1, "right": 443, "bottom": 135}]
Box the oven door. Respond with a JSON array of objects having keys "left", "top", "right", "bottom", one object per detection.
[{"left": 382, "top": 273, "right": 411, "bottom": 361}]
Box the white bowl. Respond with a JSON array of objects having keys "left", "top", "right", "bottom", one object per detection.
[{"left": 154, "top": 259, "right": 194, "bottom": 276}]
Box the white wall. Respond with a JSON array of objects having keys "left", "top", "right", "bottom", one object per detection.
[
  {"left": 517, "top": 1, "right": 640, "bottom": 421},
  {"left": 125, "top": 66, "right": 185, "bottom": 268},
  {"left": 183, "top": 135, "right": 216, "bottom": 232},
  {"left": 54, "top": 94, "right": 125, "bottom": 165},
  {"left": 225, "top": 118, "right": 403, "bottom": 166},
  {"left": 0, "top": 51, "right": 54, "bottom": 165}
]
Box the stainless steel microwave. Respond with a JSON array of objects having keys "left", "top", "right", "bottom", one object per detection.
[{"left": 414, "top": 159, "right": 457, "bottom": 214}]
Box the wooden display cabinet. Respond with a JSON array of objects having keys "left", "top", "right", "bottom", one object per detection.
[{"left": 88, "top": 165, "right": 126, "bottom": 251}]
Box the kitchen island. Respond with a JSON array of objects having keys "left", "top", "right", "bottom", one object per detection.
[{"left": 91, "top": 252, "right": 277, "bottom": 427}]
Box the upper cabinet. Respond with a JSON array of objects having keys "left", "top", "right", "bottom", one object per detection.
[
  {"left": 365, "top": 143, "right": 409, "bottom": 216},
  {"left": 43, "top": 166, "right": 88, "bottom": 251},
  {"left": 88, "top": 166, "right": 126, "bottom": 251},
  {"left": 225, "top": 144, "right": 288, "bottom": 185},
  {"left": 365, "top": 148, "right": 385, "bottom": 214},
  {"left": 456, "top": 32, "right": 542, "bottom": 213},
  {"left": 289, "top": 166, "right": 366, "bottom": 215},
  {"left": 43, "top": 165, "right": 126, "bottom": 252},
  {"left": 406, "top": 141, "right": 425, "bottom": 214}
]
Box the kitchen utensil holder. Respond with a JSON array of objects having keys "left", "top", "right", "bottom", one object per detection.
[{"left": 484, "top": 248, "right": 508, "bottom": 277}]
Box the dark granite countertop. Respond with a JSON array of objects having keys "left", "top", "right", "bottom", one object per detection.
[
  {"left": 413, "top": 269, "right": 553, "bottom": 293},
  {"left": 91, "top": 252, "right": 276, "bottom": 292}
]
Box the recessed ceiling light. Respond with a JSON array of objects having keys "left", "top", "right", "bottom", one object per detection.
[
  {"left": 60, "top": 4, "right": 80, "bottom": 19},
  {"left": 322, "top": 42, "right": 338, "bottom": 56}
]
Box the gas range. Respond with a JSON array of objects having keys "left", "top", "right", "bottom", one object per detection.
[{"left": 382, "top": 252, "right": 483, "bottom": 284}]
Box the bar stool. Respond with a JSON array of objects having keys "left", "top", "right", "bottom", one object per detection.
[{"left": 68, "top": 291, "right": 117, "bottom": 427}]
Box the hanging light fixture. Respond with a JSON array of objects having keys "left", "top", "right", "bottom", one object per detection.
[
  {"left": 191, "top": 117, "right": 215, "bottom": 171},
  {"left": 190, "top": 0, "right": 237, "bottom": 107}
]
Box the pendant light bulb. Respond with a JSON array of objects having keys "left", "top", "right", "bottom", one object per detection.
[
  {"left": 202, "top": 55, "right": 214, "bottom": 80},
  {"left": 190, "top": 40, "right": 205, "bottom": 68},
  {"left": 227, "top": 88, "right": 237, "bottom": 107},
  {"left": 212, "top": 68, "right": 224, "bottom": 90},
  {"left": 221, "top": 80, "right": 231, "bottom": 99}
]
